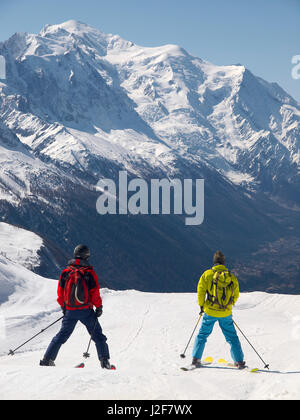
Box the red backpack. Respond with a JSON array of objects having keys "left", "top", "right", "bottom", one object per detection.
[{"left": 63, "top": 266, "right": 90, "bottom": 309}]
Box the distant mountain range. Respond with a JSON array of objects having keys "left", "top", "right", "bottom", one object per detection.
[{"left": 0, "top": 20, "right": 299, "bottom": 293}]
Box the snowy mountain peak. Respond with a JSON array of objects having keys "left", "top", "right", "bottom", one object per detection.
[
  {"left": 0, "top": 21, "right": 300, "bottom": 293},
  {"left": 38, "top": 20, "right": 135, "bottom": 55},
  {"left": 1, "top": 21, "right": 299, "bottom": 187},
  {"left": 40, "top": 19, "right": 95, "bottom": 36}
]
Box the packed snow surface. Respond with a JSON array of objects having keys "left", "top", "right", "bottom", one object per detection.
[{"left": 0, "top": 254, "right": 300, "bottom": 400}]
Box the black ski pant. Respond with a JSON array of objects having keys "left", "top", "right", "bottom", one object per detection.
[{"left": 43, "top": 309, "right": 110, "bottom": 361}]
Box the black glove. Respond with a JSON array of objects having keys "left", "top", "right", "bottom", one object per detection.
[
  {"left": 62, "top": 307, "right": 66, "bottom": 316},
  {"left": 199, "top": 306, "right": 204, "bottom": 315},
  {"left": 95, "top": 306, "right": 103, "bottom": 318}
]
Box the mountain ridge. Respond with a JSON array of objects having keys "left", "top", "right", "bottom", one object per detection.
[{"left": 0, "top": 20, "right": 299, "bottom": 292}]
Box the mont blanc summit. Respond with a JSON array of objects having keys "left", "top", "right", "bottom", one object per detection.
[{"left": 0, "top": 21, "right": 299, "bottom": 292}]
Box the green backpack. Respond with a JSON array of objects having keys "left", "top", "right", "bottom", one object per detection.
[{"left": 207, "top": 269, "right": 234, "bottom": 310}]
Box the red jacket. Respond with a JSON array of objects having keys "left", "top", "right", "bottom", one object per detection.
[{"left": 57, "top": 259, "right": 102, "bottom": 310}]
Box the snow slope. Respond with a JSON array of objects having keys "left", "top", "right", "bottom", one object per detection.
[
  {"left": 0, "top": 255, "right": 300, "bottom": 400},
  {"left": 0, "top": 222, "right": 43, "bottom": 269}
]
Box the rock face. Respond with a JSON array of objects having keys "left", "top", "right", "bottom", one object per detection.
[{"left": 0, "top": 20, "right": 299, "bottom": 292}]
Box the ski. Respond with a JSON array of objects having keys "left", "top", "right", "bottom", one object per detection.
[
  {"left": 75, "top": 362, "right": 85, "bottom": 368},
  {"left": 181, "top": 356, "right": 259, "bottom": 373},
  {"left": 217, "top": 358, "right": 259, "bottom": 373},
  {"left": 180, "top": 356, "right": 213, "bottom": 371}
]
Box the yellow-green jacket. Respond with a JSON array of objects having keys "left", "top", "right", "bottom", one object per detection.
[{"left": 197, "top": 264, "right": 240, "bottom": 318}]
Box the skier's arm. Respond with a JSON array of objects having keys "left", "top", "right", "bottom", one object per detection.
[
  {"left": 197, "top": 273, "right": 208, "bottom": 308},
  {"left": 88, "top": 270, "right": 103, "bottom": 308},
  {"left": 57, "top": 270, "right": 68, "bottom": 308}
]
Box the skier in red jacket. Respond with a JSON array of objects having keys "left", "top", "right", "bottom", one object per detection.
[{"left": 40, "top": 245, "right": 113, "bottom": 369}]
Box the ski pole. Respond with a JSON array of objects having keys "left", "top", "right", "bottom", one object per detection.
[
  {"left": 75, "top": 316, "right": 98, "bottom": 368},
  {"left": 8, "top": 315, "right": 64, "bottom": 356},
  {"left": 233, "top": 319, "right": 270, "bottom": 369},
  {"left": 180, "top": 313, "right": 203, "bottom": 359},
  {"left": 83, "top": 317, "right": 98, "bottom": 359}
]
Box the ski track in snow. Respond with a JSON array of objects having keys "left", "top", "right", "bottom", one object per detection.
[
  {"left": 119, "top": 307, "right": 150, "bottom": 355},
  {"left": 0, "top": 258, "right": 300, "bottom": 400}
]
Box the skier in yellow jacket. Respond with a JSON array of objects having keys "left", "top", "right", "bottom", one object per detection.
[{"left": 192, "top": 251, "right": 245, "bottom": 368}]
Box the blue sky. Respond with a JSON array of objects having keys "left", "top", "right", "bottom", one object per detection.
[{"left": 0, "top": 0, "right": 299, "bottom": 100}]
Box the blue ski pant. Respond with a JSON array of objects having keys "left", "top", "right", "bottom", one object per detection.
[
  {"left": 192, "top": 313, "right": 244, "bottom": 362},
  {"left": 43, "top": 309, "right": 110, "bottom": 361}
]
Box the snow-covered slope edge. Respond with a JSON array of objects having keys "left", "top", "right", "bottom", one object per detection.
[
  {"left": 0, "top": 256, "right": 300, "bottom": 400},
  {"left": 0, "top": 222, "right": 43, "bottom": 269},
  {"left": 0, "top": 222, "right": 67, "bottom": 278}
]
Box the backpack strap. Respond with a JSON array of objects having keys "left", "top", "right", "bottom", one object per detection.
[
  {"left": 207, "top": 268, "right": 219, "bottom": 306},
  {"left": 223, "top": 272, "right": 234, "bottom": 309}
]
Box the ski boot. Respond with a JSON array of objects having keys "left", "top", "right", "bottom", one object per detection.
[
  {"left": 234, "top": 361, "right": 246, "bottom": 369},
  {"left": 100, "top": 358, "right": 116, "bottom": 370},
  {"left": 191, "top": 357, "right": 202, "bottom": 368},
  {"left": 40, "top": 358, "right": 55, "bottom": 367}
]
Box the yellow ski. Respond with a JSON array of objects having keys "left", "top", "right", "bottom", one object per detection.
[{"left": 218, "top": 358, "right": 259, "bottom": 373}]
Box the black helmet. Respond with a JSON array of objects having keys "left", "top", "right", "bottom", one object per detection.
[{"left": 73, "top": 244, "right": 90, "bottom": 260}]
